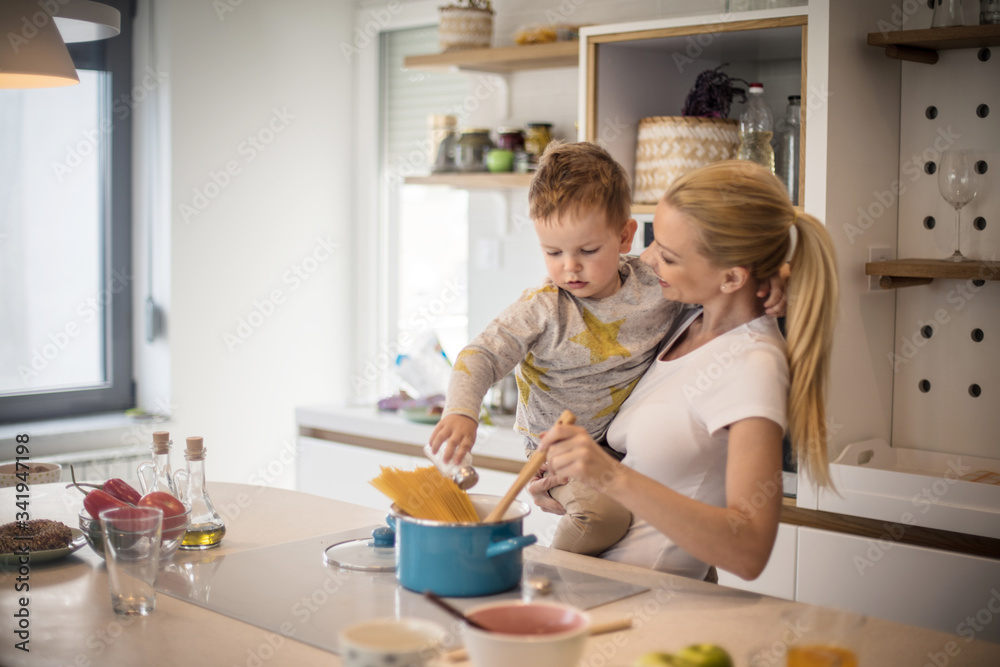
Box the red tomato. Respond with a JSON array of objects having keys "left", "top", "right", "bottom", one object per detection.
[{"left": 138, "top": 491, "right": 188, "bottom": 540}]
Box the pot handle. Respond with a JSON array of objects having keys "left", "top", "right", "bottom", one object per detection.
[{"left": 485, "top": 534, "right": 537, "bottom": 559}]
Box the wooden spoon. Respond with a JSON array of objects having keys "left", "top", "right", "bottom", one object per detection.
[
  {"left": 423, "top": 591, "right": 491, "bottom": 631},
  {"left": 482, "top": 410, "right": 576, "bottom": 523}
]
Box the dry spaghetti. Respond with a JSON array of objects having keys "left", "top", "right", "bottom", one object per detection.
[{"left": 369, "top": 465, "right": 479, "bottom": 523}]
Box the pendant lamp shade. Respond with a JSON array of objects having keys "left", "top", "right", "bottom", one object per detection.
[
  {"left": 54, "top": 0, "right": 121, "bottom": 43},
  {"left": 0, "top": 0, "right": 80, "bottom": 88}
]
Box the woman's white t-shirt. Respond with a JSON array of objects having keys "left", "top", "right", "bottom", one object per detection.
[{"left": 600, "top": 307, "right": 789, "bottom": 580}]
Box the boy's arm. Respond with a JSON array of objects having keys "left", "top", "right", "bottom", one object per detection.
[{"left": 430, "top": 296, "right": 546, "bottom": 461}]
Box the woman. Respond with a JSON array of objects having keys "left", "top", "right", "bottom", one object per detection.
[{"left": 531, "top": 160, "right": 838, "bottom": 581}]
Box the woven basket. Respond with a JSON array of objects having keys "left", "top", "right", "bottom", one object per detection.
[
  {"left": 633, "top": 116, "right": 740, "bottom": 204},
  {"left": 438, "top": 6, "right": 493, "bottom": 52}
]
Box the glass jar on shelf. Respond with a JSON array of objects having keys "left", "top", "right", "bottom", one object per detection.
[
  {"left": 455, "top": 128, "right": 493, "bottom": 172},
  {"left": 428, "top": 114, "right": 458, "bottom": 173},
  {"left": 524, "top": 122, "right": 553, "bottom": 168},
  {"left": 496, "top": 128, "right": 525, "bottom": 153}
]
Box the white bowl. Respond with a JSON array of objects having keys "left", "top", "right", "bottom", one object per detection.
[
  {"left": 0, "top": 462, "right": 62, "bottom": 488},
  {"left": 460, "top": 601, "right": 590, "bottom": 667}
]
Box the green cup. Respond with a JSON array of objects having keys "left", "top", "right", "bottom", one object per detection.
[{"left": 486, "top": 149, "right": 514, "bottom": 173}]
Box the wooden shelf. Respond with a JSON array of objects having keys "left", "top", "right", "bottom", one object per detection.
[
  {"left": 866, "top": 259, "right": 1000, "bottom": 289},
  {"left": 403, "top": 41, "right": 579, "bottom": 73},
  {"left": 404, "top": 173, "right": 534, "bottom": 188},
  {"left": 631, "top": 203, "right": 657, "bottom": 215},
  {"left": 868, "top": 24, "right": 1000, "bottom": 63}
]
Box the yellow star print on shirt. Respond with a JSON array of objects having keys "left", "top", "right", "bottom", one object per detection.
[
  {"left": 594, "top": 376, "right": 641, "bottom": 419},
  {"left": 453, "top": 348, "right": 479, "bottom": 375},
  {"left": 570, "top": 307, "right": 632, "bottom": 365},
  {"left": 520, "top": 284, "right": 558, "bottom": 302},
  {"left": 516, "top": 352, "right": 550, "bottom": 405}
]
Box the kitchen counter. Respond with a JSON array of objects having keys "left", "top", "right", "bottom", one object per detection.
[
  {"left": 298, "top": 404, "right": 1000, "bottom": 561},
  {"left": 5, "top": 483, "right": 996, "bottom": 667}
]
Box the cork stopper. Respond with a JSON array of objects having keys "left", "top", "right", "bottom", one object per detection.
[
  {"left": 151, "top": 431, "right": 171, "bottom": 454},
  {"left": 185, "top": 436, "right": 205, "bottom": 460}
]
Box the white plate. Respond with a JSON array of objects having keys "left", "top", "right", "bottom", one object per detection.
[{"left": 0, "top": 528, "right": 86, "bottom": 567}]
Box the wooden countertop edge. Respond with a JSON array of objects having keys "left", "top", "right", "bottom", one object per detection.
[
  {"left": 781, "top": 498, "right": 1000, "bottom": 560},
  {"left": 301, "top": 426, "right": 1000, "bottom": 561}
]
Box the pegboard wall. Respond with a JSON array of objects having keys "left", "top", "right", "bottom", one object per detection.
[{"left": 892, "top": 46, "right": 999, "bottom": 459}]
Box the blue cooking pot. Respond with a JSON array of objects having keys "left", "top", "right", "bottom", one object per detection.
[{"left": 388, "top": 494, "right": 537, "bottom": 597}]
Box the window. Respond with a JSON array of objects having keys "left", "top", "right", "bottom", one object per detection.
[
  {"left": 380, "top": 27, "right": 471, "bottom": 385},
  {"left": 0, "top": 2, "right": 133, "bottom": 423}
]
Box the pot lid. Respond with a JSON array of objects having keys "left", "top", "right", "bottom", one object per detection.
[{"left": 323, "top": 526, "right": 396, "bottom": 572}]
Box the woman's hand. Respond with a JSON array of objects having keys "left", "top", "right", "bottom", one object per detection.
[
  {"left": 758, "top": 262, "right": 790, "bottom": 317},
  {"left": 539, "top": 423, "right": 624, "bottom": 494},
  {"left": 526, "top": 463, "right": 567, "bottom": 515}
]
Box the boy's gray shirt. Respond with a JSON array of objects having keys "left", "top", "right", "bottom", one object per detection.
[{"left": 444, "top": 256, "right": 682, "bottom": 447}]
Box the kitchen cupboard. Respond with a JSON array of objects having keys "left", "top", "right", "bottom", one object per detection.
[
  {"left": 796, "top": 526, "right": 1000, "bottom": 644},
  {"left": 580, "top": 11, "right": 808, "bottom": 214}
]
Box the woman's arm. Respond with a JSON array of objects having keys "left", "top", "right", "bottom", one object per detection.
[{"left": 540, "top": 417, "right": 783, "bottom": 580}]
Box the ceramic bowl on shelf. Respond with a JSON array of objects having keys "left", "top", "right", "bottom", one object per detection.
[{"left": 79, "top": 506, "right": 191, "bottom": 561}]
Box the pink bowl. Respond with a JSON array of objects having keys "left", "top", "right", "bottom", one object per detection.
[{"left": 461, "top": 602, "right": 590, "bottom": 667}]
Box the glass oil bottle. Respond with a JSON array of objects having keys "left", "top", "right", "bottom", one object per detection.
[
  {"left": 136, "top": 430, "right": 178, "bottom": 496},
  {"left": 174, "top": 436, "right": 226, "bottom": 550}
]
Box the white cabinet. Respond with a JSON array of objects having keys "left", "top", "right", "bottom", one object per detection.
[
  {"left": 717, "top": 522, "right": 798, "bottom": 601},
  {"left": 796, "top": 527, "right": 1000, "bottom": 644},
  {"left": 296, "top": 435, "right": 561, "bottom": 546}
]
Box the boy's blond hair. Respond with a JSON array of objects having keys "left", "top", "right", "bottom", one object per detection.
[{"left": 528, "top": 141, "right": 631, "bottom": 230}]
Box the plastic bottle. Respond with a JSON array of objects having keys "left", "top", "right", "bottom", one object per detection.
[
  {"left": 136, "top": 430, "right": 177, "bottom": 496},
  {"left": 174, "top": 436, "right": 226, "bottom": 550},
  {"left": 774, "top": 95, "right": 801, "bottom": 204},
  {"left": 736, "top": 82, "right": 775, "bottom": 172}
]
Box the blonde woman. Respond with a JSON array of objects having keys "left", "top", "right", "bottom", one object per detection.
[{"left": 532, "top": 160, "right": 838, "bottom": 581}]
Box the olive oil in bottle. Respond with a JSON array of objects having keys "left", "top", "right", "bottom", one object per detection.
[{"left": 174, "top": 436, "right": 226, "bottom": 550}]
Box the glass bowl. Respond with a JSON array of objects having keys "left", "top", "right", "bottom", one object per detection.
[{"left": 79, "top": 505, "right": 191, "bottom": 561}]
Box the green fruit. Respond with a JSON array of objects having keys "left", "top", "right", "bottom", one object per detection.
[
  {"left": 633, "top": 653, "right": 680, "bottom": 667},
  {"left": 674, "top": 644, "right": 733, "bottom": 667}
]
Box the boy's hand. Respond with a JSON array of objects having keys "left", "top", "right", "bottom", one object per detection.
[
  {"left": 758, "top": 262, "right": 790, "bottom": 318},
  {"left": 428, "top": 414, "right": 478, "bottom": 465}
]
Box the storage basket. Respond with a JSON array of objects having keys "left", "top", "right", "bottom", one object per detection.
[
  {"left": 438, "top": 6, "right": 493, "bottom": 52},
  {"left": 633, "top": 116, "right": 740, "bottom": 204}
]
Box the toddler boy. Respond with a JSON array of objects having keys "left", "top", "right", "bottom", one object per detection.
[{"left": 429, "top": 141, "right": 681, "bottom": 556}]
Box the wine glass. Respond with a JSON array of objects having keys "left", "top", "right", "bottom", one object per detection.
[{"left": 937, "top": 149, "right": 979, "bottom": 262}]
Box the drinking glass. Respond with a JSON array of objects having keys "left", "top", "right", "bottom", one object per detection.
[
  {"left": 931, "top": 0, "right": 965, "bottom": 26},
  {"left": 101, "top": 506, "right": 163, "bottom": 615},
  {"left": 937, "top": 149, "right": 979, "bottom": 262}
]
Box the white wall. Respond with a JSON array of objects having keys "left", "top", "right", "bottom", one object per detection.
[{"left": 135, "top": 0, "right": 356, "bottom": 488}]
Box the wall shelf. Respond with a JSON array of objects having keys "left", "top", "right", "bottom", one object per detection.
[
  {"left": 868, "top": 24, "right": 1000, "bottom": 63},
  {"left": 865, "top": 258, "right": 1000, "bottom": 289},
  {"left": 404, "top": 173, "right": 534, "bottom": 188},
  {"left": 403, "top": 41, "right": 579, "bottom": 73}
]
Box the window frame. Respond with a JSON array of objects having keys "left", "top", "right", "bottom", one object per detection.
[{"left": 0, "top": 0, "right": 134, "bottom": 423}]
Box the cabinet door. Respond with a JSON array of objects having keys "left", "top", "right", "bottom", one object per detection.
[
  {"left": 296, "top": 436, "right": 561, "bottom": 546},
  {"left": 717, "top": 522, "right": 797, "bottom": 600},
  {"left": 797, "top": 527, "right": 1000, "bottom": 643}
]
